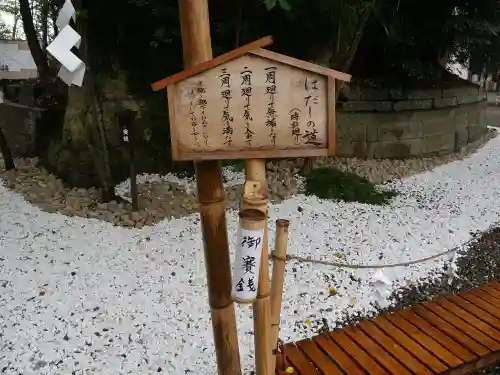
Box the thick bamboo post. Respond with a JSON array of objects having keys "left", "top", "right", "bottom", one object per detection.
[
  {"left": 179, "top": 1, "right": 241, "bottom": 375},
  {"left": 242, "top": 159, "right": 271, "bottom": 375},
  {"left": 270, "top": 219, "right": 290, "bottom": 374}
]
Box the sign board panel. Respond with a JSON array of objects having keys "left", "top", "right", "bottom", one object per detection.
[{"left": 152, "top": 37, "right": 351, "bottom": 161}]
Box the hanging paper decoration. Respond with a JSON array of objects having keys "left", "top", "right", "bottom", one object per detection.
[
  {"left": 46, "top": 0, "right": 85, "bottom": 87},
  {"left": 56, "top": 0, "right": 76, "bottom": 30},
  {"left": 232, "top": 224, "right": 264, "bottom": 303},
  {"left": 371, "top": 269, "right": 392, "bottom": 309}
]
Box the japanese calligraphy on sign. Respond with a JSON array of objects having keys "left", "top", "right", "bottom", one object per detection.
[
  {"left": 232, "top": 226, "right": 265, "bottom": 303},
  {"left": 156, "top": 46, "right": 351, "bottom": 161}
]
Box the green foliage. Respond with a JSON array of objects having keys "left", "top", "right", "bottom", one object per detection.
[
  {"left": 351, "top": 0, "right": 500, "bottom": 81},
  {"left": 305, "top": 168, "right": 398, "bottom": 205},
  {"left": 222, "top": 159, "right": 245, "bottom": 172},
  {"left": 81, "top": 0, "right": 500, "bottom": 104},
  {"left": 263, "top": 0, "right": 291, "bottom": 11}
]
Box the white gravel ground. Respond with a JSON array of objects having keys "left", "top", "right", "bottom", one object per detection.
[{"left": 1, "top": 129, "right": 500, "bottom": 374}]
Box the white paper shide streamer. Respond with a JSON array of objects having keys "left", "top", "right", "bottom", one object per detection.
[
  {"left": 371, "top": 269, "right": 392, "bottom": 309},
  {"left": 46, "top": 0, "right": 85, "bottom": 87},
  {"left": 232, "top": 226, "right": 264, "bottom": 303}
]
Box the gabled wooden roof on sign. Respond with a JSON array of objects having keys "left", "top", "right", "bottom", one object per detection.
[{"left": 151, "top": 35, "right": 351, "bottom": 92}]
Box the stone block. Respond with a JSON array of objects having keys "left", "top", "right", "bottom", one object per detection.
[
  {"left": 335, "top": 140, "right": 367, "bottom": 158},
  {"left": 421, "top": 119, "right": 454, "bottom": 137},
  {"left": 468, "top": 124, "right": 487, "bottom": 142},
  {"left": 457, "top": 94, "right": 482, "bottom": 105},
  {"left": 393, "top": 99, "right": 433, "bottom": 111},
  {"left": 372, "top": 139, "right": 421, "bottom": 159},
  {"left": 336, "top": 118, "right": 367, "bottom": 143},
  {"left": 454, "top": 111, "right": 468, "bottom": 129},
  {"left": 366, "top": 123, "right": 378, "bottom": 142},
  {"left": 434, "top": 97, "right": 458, "bottom": 108},
  {"left": 358, "top": 88, "right": 390, "bottom": 101},
  {"left": 378, "top": 121, "right": 422, "bottom": 141},
  {"left": 406, "top": 89, "right": 443, "bottom": 100},
  {"left": 454, "top": 127, "right": 469, "bottom": 152},
  {"left": 388, "top": 88, "right": 407, "bottom": 100},
  {"left": 18, "top": 85, "right": 35, "bottom": 106},
  {"left": 340, "top": 101, "right": 392, "bottom": 112},
  {"left": 341, "top": 87, "right": 390, "bottom": 101},
  {"left": 421, "top": 134, "right": 455, "bottom": 154},
  {"left": 443, "top": 86, "right": 479, "bottom": 98},
  {"left": 412, "top": 107, "right": 452, "bottom": 121}
]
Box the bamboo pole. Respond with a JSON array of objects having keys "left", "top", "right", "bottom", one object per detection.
[
  {"left": 270, "top": 219, "right": 290, "bottom": 374},
  {"left": 241, "top": 159, "right": 271, "bottom": 375},
  {"left": 178, "top": 1, "right": 241, "bottom": 375}
]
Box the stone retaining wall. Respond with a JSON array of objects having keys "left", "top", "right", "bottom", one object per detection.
[
  {"left": 336, "top": 84, "right": 489, "bottom": 158},
  {"left": 0, "top": 101, "right": 43, "bottom": 156},
  {"left": 0, "top": 81, "right": 490, "bottom": 161}
]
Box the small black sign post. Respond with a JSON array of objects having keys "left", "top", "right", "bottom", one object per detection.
[{"left": 118, "top": 109, "right": 139, "bottom": 211}]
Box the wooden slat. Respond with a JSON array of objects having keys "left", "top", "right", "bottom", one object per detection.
[
  {"left": 433, "top": 298, "right": 500, "bottom": 348},
  {"left": 423, "top": 301, "right": 500, "bottom": 352},
  {"left": 385, "top": 312, "right": 462, "bottom": 367},
  {"left": 328, "top": 330, "right": 390, "bottom": 375},
  {"left": 487, "top": 280, "right": 500, "bottom": 293},
  {"left": 372, "top": 316, "right": 448, "bottom": 373},
  {"left": 479, "top": 284, "right": 500, "bottom": 301},
  {"left": 296, "top": 339, "right": 344, "bottom": 375},
  {"left": 283, "top": 343, "right": 320, "bottom": 375},
  {"left": 344, "top": 324, "right": 414, "bottom": 375},
  {"left": 469, "top": 287, "right": 500, "bottom": 308},
  {"left": 452, "top": 294, "right": 500, "bottom": 328},
  {"left": 449, "top": 351, "right": 500, "bottom": 375},
  {"left": 356, "top": 320, "right": 434, "bottom": 375},
  {"left": 396, "top": 308, "right": 476, "bottom": 362},
  {"left": 412, "top": 304, "right": 489, "bottom": 356},
  {"left": 314, "top": 334, "right": 365, "bottom": 375}
]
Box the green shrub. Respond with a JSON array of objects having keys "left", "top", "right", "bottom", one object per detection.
[{"left": 305, "top": 167, "right": 397, "bottom": 205}]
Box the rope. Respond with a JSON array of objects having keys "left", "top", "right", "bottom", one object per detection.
[{"left": 270, "top": 234, "right": 479, "bottom": 270}]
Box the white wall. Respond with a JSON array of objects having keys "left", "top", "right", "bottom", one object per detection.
[
  {"left": 0, "top": 41, "right": 36, "bottom": 71},
  {"left": 0, "top": 40, "right": 38, "bottom": 79}
]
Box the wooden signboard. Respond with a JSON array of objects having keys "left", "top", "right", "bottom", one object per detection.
[{"left": 152, "top": 36, "right": 351, "bottom": 161}]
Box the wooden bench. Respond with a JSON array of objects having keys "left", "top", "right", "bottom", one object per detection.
[{"left": 276, "top": 281, "right": 500, "bottom": 374}]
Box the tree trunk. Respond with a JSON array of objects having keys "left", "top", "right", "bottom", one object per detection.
[
  {"left": 41, "top": 0, "right": 49, "bottom": 51},
  {"left": 19, "top": 0, "right": 51, "bottom": 80},
  {"left": 56, "top": 1, "right": 116, "bottom": 199},
  {"left": 301, "top": 4, "right": 373, "bottom": 176},
  {"left": 12, "top": 16, "right": 18, "bottom": 39},
  {"left": 0, "top": 126, "right": 15, "bottom": 170}
]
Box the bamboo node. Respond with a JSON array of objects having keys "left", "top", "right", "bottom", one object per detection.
[
  {"left": 276, "top": 219, "right": 290, "bottom": 228},
  {"left": 270, "top": 251, "right": 287, "bottom": 262},
  {"left": 256, "top": 292, "right": 271, "bottom": 298}
]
